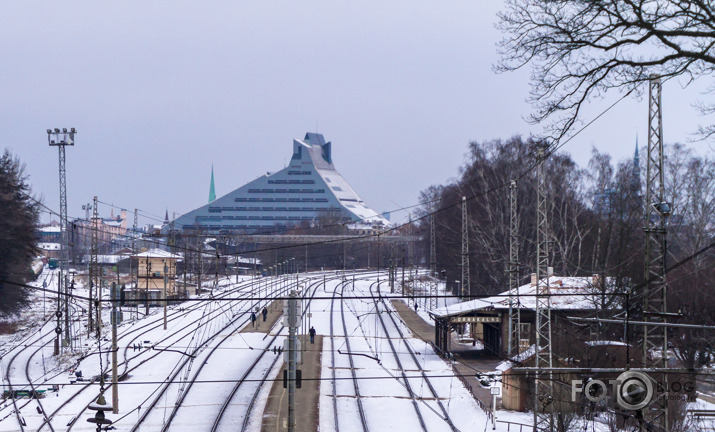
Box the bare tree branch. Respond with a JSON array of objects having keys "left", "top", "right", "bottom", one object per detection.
[{"left": 497, "top": 0, "right": 715, "bottom": 142}]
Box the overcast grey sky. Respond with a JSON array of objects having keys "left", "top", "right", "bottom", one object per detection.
[{"left": 3, "top": 1, "right": 712, "bottom": 227}]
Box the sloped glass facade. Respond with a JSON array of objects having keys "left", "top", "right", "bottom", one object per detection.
[{"left": 173, "top": 133, "right": 388, "bottom": 232}]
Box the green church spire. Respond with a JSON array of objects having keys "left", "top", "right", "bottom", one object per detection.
[{"left": 209, "top": 165, "right": 216, "bottom": 203}]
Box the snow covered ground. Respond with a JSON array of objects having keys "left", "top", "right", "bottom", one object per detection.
[
  {"left": 3, "top": 268, "right": 708, "bottom": 432},
  {"left": 314, "top": 275, "right": 520, "bottom": 432}
]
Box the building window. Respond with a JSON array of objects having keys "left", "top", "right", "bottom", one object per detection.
[{"left": 519, "top": 323, "right": 531, "bottom": 336}]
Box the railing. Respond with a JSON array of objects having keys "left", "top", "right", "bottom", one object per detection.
[
  {"left": 450, "top": 363, "right": 493, "bottom": 423},
  {"left": 429, "top": 341, "right": 534, "bottom": 431},
  {"left": 495, "top": 420, "right": 534, "bottom": 432}
]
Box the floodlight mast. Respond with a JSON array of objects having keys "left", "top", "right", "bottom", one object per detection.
[
  {"left": 429, "top": 212, "right": 438, "bottom": 310},
  {"left": 47, "top": 127, "right": 76, "bottom": 354},
  {"left": 507, "top": 180, "right": 520, "bottom": 357},
  {"left": 534, "top": 143, "right": 554, "bottom": 432},
  {"left": 460, "top": 197, "right": 470, "bottom": 300},
  {"left": 643, "top": 76, "right": 669, "bottom": 432}
]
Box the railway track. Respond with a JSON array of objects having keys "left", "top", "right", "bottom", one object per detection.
[
  {"left": 370, "top": 280, "right": 429, "bottom": 432},
  {"left": 370, "top": 281, "right": 459, "bottom": 432},
  {"left": 121, "top": 273, "right": 323, "bottom": 431},
  {"left": 36, "top": 275, "right": 271, "bottom": 431},
  {"left": 55, "top": 276, "right": 275, "bottom": 431},
  {"left": 209, "top": 275, "right": 331, "bottom": 432},
  {"left": 1, "top": 269, "right": 84, "bottom": 432},
  {"left": 331, "top": 277, "right": 371, "bottom": 432}
]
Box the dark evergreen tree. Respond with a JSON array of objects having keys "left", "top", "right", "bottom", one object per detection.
[{"left": 0, "top": 150, "right": 39, "bottom": 316}]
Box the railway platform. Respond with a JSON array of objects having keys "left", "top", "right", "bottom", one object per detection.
[
  {"left": 261, "top": 335, "right": 323, "bottom": 432},
  {"left": 241, "top": 299, "right": 283, "bottom": 333}
]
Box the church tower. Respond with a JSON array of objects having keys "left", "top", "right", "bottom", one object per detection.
[
  {"left": 209, "top": 165, "right": 216, "bottom": 203},
  {"left": 632, "top": 135, "right": 641, "bottom": 195}
]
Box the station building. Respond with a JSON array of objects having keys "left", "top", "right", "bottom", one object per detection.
[
  {"left": 172, "top": 133, "right": 389, "bottom": 233},
  {"left": 430, "top": 274, "right": 612, "bottom": 357},
  {"left": 128, "top": 249, "right": 182, "bottom": 303}
]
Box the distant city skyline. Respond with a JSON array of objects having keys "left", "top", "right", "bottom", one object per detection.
[{"left": 2, "top": 2, "right": 711, "bottom": 228}]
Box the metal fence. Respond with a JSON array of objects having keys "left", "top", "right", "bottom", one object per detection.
[{"left": 495, "top": 420, "right": 534, "bottom": 432}]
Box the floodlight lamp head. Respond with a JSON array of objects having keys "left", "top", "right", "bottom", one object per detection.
[
  {"left": 655, "top": 201, "right": 672, "bottom": 217},
  {"left": 47, "top": 129, "right": 52, "bottom": 134},
  {"left": 71, "top": 127, "right": 76, "bottom": 133},
  {"left": 62, "top": 128, "right": 67, "bottom": 133},
  {"left": 54, "top": 128, "right": 60, "bottom": 133}
]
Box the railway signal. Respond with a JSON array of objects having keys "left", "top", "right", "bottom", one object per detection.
[{"left": 284, "top": 290, "right": 302, "bottom": 432}]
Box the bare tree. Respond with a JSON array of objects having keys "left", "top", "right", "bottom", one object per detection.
[{"left": 496, "top": 1, "right": 715, "bottom": 142}]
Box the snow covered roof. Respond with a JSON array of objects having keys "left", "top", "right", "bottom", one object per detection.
[
  {"left": 496, "top": 344, "right": 541, "bottom": 371},
  {"left": 39, "top": 226, "right": 61, "bottom": 233},
  {"left": 347, "top": 221, "right": 387, "bottom": 231},
  {"left": 82, "top": 255, "right": 126, "bottom": 264},
  {"left": 132, "top": 249, "right": 182, "bottom": 259},
  {"left": 38, "top": 242, "right": 61, "bottom": 250},
  {"left": 227, "top": 256, "right": 262, "bottom": 265},
  {"left": 586, "top": 340, "right": 628, "bottom": 347},
  {"left": 431, "top": 275, "right": 609, "bottom": 318}
]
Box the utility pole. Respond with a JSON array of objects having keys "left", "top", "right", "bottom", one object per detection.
[
  {"left": 534, "top": 143, "right": 554, "bottom": 432},
  {"left": 429, "top": 214, "right": 438, "bottom": 309},
  {"left": 163, "top": 263, "right": 168, "bottom": 330},
  {"left": 507, "top": 180, "right": 521, "bottom": 357},
  {"left": 132, "top": 209, "right": 138, "bottom": 252},
  {"left": 48, "top": 127, "right": 75, "bottom": 353},
  {"left": 110, "top": 283, "right": 120, "bottom": 414},
  {"left": 198, "top": 236, "right": 203, "bottom": 293},
  {"left": 367, "top": 243, "right": 371, "bottom": 269},
  {"left": 460, "top": 196, "right": 470, "bottom": 299},
  {"left": 90, "top": 196, "right": 99, "bottom": 336},
  {"left": 145, "top": 257, "right": 151, "bottom": 317},
  {"left": 401, "top": 261, "right": 405, "bottom": 298},
  {"left": 254, "top": 241, "right": 258, "bottom": 278},
  {"left": 430, "top": 214, "right": 437, "bottom": 277},
  {"left": 643, "top": 75, "right": 670, "bottom": 432},
  {"left": 377, "top": 233, "right": 381, "bottom": 291},
  {"left": 389, "top": 244, "right": 395, "bottom": 294},
  {"left": 283, "top": 290, "right": 302, "bottom": 432},
  {"left": 96, "top": 271, "right": 102, "bottom": 340},
  {"left": 132, "top": 209, "right": 138, "bottom": 319}
]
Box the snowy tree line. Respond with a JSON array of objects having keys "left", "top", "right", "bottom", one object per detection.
[{"left": 417, "top": 136, "right": 714, "bottom": 365}]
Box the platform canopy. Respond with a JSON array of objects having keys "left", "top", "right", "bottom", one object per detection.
[{"left": 430, "top": 275, "right": 611, "bottom": 319}]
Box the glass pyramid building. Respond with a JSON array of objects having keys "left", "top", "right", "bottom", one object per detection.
[{"left": 173, "top": 133, "right": 389, "bottom": 232}]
